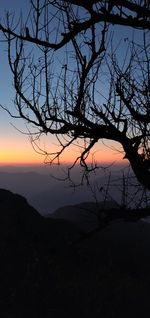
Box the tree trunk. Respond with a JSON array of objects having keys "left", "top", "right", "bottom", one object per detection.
[{"left": 123, "top": 141, "right": 150, "bottom": 191}]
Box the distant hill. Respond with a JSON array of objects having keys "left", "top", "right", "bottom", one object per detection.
[
  {"left": 49, "top": 201, "right": 119, "bottom": 232},
  {"left": 0, "top": 188, "right": 79, "bottom": 246},
  {"left": 0, "top": 166, "right": 127, "bottom": 215},
  {"left": 0, "top": 171, "right": 100, "bottom": 215}
]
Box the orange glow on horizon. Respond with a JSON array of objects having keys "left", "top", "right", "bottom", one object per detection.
[
  {"left": 0, "top": 151, "right": 123, "bottom": 166},
  {"left": 0, "top": 139, "right": 123, "bottom": 166},
  {"left": 0, "top": 137, "right": 42, "bottom": 165}
]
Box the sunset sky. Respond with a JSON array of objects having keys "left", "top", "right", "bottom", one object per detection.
[{"left": 0, "top": 1, "right": 139, "bottom": 166}]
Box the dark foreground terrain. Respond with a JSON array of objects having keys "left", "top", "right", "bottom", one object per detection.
[{"left": 1, "top": 189, "right": 150, "bottom": 318}]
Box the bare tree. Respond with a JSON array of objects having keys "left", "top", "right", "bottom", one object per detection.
[
  {"left": 0, "top": 0, "right": 150, "bottom": 190},
  {"left": 0, "top": 1, "right": 150, "bottom": 48}
]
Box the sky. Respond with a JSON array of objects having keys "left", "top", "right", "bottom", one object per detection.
[
  {"left": 0, "top": 0, "right": 40, "bottom": 165},
  {"left": 0, "top": 1, "right": 141, "bottom": 166},
  {"left": 0, "top": 1, "right": 148, "bottom": 214}
]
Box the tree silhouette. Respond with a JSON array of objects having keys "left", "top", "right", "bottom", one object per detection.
[{"left": 0, "top": 1, "right": 150, "bottom": 190}]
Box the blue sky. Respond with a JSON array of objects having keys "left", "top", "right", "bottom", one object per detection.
[
  {"left": 0, "top": 1, "right": 144, "bottom": 165},
  {"left": 0, "top": 1, "right": 47, "bottom": 164}
]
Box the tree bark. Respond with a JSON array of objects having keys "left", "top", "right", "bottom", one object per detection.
[{"left": 123, "top": 141, "right": 150, "bottom": 190}]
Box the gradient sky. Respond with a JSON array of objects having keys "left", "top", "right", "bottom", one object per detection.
[
  {"left": 0, "top": 1, "right": 141, "bottom": 166},
  {"left": 0, "top": 0, "right": 37, "bottom": 165}
]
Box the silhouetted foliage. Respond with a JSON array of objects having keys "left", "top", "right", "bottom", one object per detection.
[{"left": 0, "top": 1, "right": 150, "bottom": 189}]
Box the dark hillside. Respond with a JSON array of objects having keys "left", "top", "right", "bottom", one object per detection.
[{"left": 1, "top": 188, "right": 150, "bottom": 318}]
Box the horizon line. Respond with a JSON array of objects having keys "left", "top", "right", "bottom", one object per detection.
[{"left": 0, "top": 160, "right": 126, "bottom": 167}]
